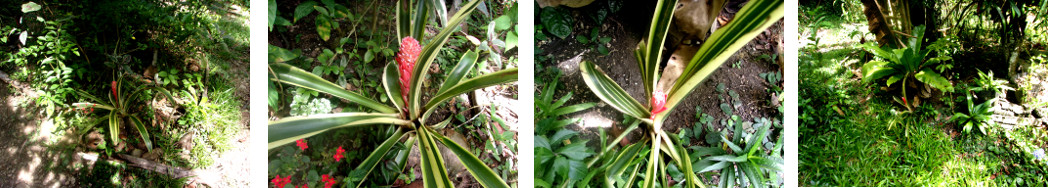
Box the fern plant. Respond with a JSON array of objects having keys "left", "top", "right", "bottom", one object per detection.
[
  {"left": 268, "top": 0, "right": 515, "bottom": 187},
  {"left": 574, "top": 0, "right": 783, "bottom": 187}
]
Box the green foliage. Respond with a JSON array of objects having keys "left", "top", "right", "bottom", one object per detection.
[
  {"left": 293, "top": 0, "right": 354, "bottom": 41},
  {"left": 268, "top": 0, "right": 515, "bottom": 187},
  {"left": 973, "top": 70, "right": 1013, "bottom": 94},
  {"left": 858, "top": 25, "right": 953, "bottom": 110},
  {"left": 951, "top": 92, "right": 995, "bottom": 135},
  {"left": 693, "top": 123, "right": 783, "bottom": 188},
  {"left": 576, "top": 27, "right": 612, "bottom": 55},
  {"left": 534, "top": 74, "right": 596, "bottom": 186},
  {"left": 540, "top": 6, "right": 573, "bottom": 39}
]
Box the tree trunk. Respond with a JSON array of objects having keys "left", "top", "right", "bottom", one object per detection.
[{"left": 861, "top": 0, "right": 900, "bottom": 47}]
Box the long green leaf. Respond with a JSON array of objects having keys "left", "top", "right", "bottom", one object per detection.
[
  {"left": 129, "top": 116, "right": 152, "bottom": 152},
  {"left": 860, "top": 60, "right": 897, "bottom": 83},
  {"left": 664, "top": 0, "right": 784, "bottom": 119},
  {"left": 354, "top": 128, "right": 406, "bottom": 188},
  {"left": 418, "top": 127, "right": 455, "bottom": 188},
  {"left": 270, "top": 63, "right": 396, "bottom": 113},
  {"left": 409, "top": 0, "right": 482, "bottom": 118},
  {"left": 423, "top": 68, "right": 518, "bottom": 119},
  {"left": 108, "top": 111, "right": 120, "bottom": 146},
  {"left": 72, "top": 102, "right": 115, "bottom": 111},
  {"left": 268, "top": 113, "right": 409, "bottom": 150},
  {"left": 438, "top": 50, "right": 480, "bottom": 94},
  {"left": 698, "top": 160, "right": 731, "bottom": 173},
  {"left": 641, "top": 0, "right": 679, "bottom": 96},
  {"left": 411, "top": 0, "right": 429, "bottom": 39},
  {"left": 642, "top": 132, "right": 661, "bottom": 188},
  {"left": 383, "top": 62, "right": 406, "bottom": 112},
  {"left": 434, "top": 131, "right": 511, "bottom": 188},
  {"left": 608, "top": 143, "right": 643, "bottom": 177},
  {"left": 396, "top": 0, "right": 410, "bottom": 39},
  {"left": 579, "top": 61, "right": 650, "bottom": 120},
  {"left": 915, "top": 68, "right": 954, "bottom": 92}
]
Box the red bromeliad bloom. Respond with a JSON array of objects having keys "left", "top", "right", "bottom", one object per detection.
[
  {"left": 333, "top": 146, "right": 345, "bottom": 162},
  {"left": 650, "top": 90, "right": 668, "bottom": 119},
  {"left": 320, "top": 174, "right": 337, "bottom": 188},
  {"left": 271, "top": 175, "right": 291, "bottom": 188},
  {"left": 396, "top": 37, "right": 421, "bottom": 106},
  {"left": 111, "top": 81, "right": 119, "bottom": 103},
  {"left": 296, "top": 139, "right": 308, "bottom": 151}
]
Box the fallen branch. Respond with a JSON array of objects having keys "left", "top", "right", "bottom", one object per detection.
[{"left": 117, "top": 154, "right": 219, "bottom": 187}]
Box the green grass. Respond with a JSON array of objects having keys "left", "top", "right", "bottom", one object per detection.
[{"left": 799, "top": 19, "right": 1048, "bottom": 186}]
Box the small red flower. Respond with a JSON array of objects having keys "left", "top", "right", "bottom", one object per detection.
[
  {"left": 296, "top": 184, "right": 308, "bottom": 188},
  {"left": 650, "top": 90, "right": 668, "bottom": 119},
  {"left": 333, "top": 146, "right": 345, "bottom": 162},
  {"left": 320, "top": 174, "right": 337, "bottom": 188},
  {"left": 296, "top": 139, "right": 308, "bottom": 151},
  {"left": 271, "top": 175, "right": 291, "bottom": 188},
  {"left": 396, "top": 37, "right": 421, "bottom": 106}
]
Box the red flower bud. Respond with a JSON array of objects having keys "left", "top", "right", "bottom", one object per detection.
[
  {"left": 650, "top": 90, "right": 668, "bottom": 119},
  {"left": 111, "top": 81, "right": 119, "bottom": 103},
  {"left": 333, "top": 146, "right": 345, "bottom": 162}
]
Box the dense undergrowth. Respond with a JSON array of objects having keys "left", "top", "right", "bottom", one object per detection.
[
  {"left": 1, "top": 0, "right": 249, "bottom": 186},
  {"left": 800, "top": 0, "right": 1048, "bottom": 186}
]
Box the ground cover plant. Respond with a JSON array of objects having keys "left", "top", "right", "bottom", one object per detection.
[
  {"left": 534, "top": 0, "right": 784, "bottom": 187},
  {"left": 0, "top": 0, "right": 250, "bottom": 187},
  {"left": 268, "top": 0, "right": 519, "bottom": 187},
  {"left": 800, "top": 0, "right": 1048, "bottom": 186}
]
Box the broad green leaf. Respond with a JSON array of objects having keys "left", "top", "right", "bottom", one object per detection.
[
  {"left": 423, "top": 68, "right": 517, "bottom": 117},
  {"left": 22, "top": 2, "right": 41, "bottom": 13},
  {"left": 494, "top": 15, "right": 513, "bottom": 31},
  {"left": 129, "top": 116, "right": 152, "bottom": 152},
  {"left": 536, "top": 145, "right": 555, "bottom": 164},
  {"left": 579, "top": 61, "right": 650, "bottom": 120},
  {"left": 540, "top": 7, "right": 572, "bottom": 39},
  {"left": 409, "top": 0, "right": 482, "bottom": 118},
  {"left": 270, "top": 63, "right": 395, "bottom": 113},
  {"left": 316, "top": 15, "right": 333, "bottom": 41},
  {"left": 294, "top": 1, "right": 318, "bottom": 22},
  {"left": 269, "top": 45, "right": 298, "bottom": 63},
  {"left": 549, "top": 129, "right": 577, "bottom": 143},
  {"left": 664, "top": 0, "right": 783, "bottom": 119},
  {"left": 860, "top": 60, "right": 896, "bottom": 83},
  {"left": 382, "top": 62, "right": 405, "bottom": 112},
  {"left": 557, "top": 140, "right": 594, "bottom": 160},
  {"left": 856, "top": 42, "right": 898, "bottom": 63},
  {"left": 268, "top": 113, "right": 408, "bottom": 150},
  {"left": 915, "top": 69, "right": 953, "bottom": 92},
  {"left": 354, "top": 128, "right": 405, "bottom": 188},
  {"left": 437, "top": 50, "right": 480, "bottom": 94},
  {"left": 435, "top": 131, "right": 511, "bottom": 188}
]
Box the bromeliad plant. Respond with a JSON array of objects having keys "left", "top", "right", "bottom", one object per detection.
[
  {"left": 952, "top": 91, "right": 996, "bottom": 135},
  {"left": 858, "top": 25, "right": 954, "bottom": 111},
  {"left": 268, "top": 0, "right": 516, "bottom": 187},
  {"left": 574, "top": 0, "right": 783, "bottom": 187},
  {"left": 71, "top": 74, "right": 175, "bottom": 153}
]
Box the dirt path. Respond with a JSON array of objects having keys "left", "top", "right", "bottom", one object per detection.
[{"left": 0, "top": 85, "right": 77, "bottom": 187}]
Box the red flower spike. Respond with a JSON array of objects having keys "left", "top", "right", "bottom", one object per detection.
[
  {"left": 296, "top": 139, "right": 308, "bottom": 151},
  {"left": 650, "top": 90, "right": 668, "bottom": 119},
  {"left": 396, "top": 37, "right": 421, "bottom": 107},
  {"left": 333, "top": 146, "right": 345, "bottom": 162},
  {"left": 111, "top": 81, "right": 118, "bottom": 103}
]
